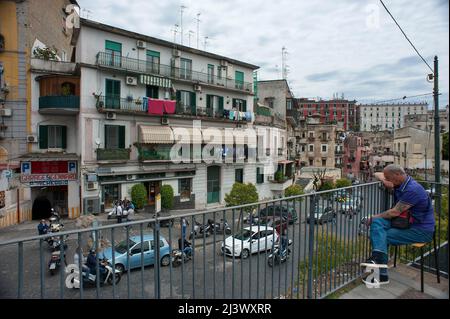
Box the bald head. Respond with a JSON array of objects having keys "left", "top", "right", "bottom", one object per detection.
[{"left": 383, "top": 164, "right": 407, "bottom": 186}]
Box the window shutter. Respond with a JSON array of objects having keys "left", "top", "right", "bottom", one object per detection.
[
  {"left": 104, "top": 125, "right": 109, "bottom": 149},
  {"left": 119, "top": 126, "right": 125, "bottom": 149},
  {"left": 39, "top": 125, "right": 48, "bottom": 149},
  {"left": 218, "top": 96, "right": 224, "bottom": 112},
  {"left": 176, "top": 91, "right": 181, "bottom": 102},
  {"left": 190, "top": 92, "right": 196, "bottom": 114},
  {"left": 105, "top": 40, "right": 122, "bottom": 52},
  {"left": 106, "top": 79, "right": 113, "bottom": 95},
  {"left": 206, "top": 95, "right": 212, "bottom": 108},
  {"left": 61, "top": 126, "right": 67, "bottom": 149},
  {"left": 243, "top": 100, "right": 247, "bottom": 112}
]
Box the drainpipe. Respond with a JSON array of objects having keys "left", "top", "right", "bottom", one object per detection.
[{"left": 17, "top": 188, "right": 20, "bottom": 224}]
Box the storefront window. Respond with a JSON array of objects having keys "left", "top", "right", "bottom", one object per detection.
[
  {"left": 179, "top": 178, "right": 192, "bottom": 202},
  {"left": 103, "top": 184, "right": 120, "bottom": 209}
]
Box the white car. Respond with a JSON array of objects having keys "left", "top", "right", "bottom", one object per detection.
[{"left": 221, "top": 226, "right": 279, "bottom": 259}]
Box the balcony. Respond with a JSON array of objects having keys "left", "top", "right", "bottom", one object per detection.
[
  {"left": 138, "top": 148, "right": 171, "bottom": 162},
  {"left": 96, "top": 148, "right": 131, "bottom": 161},
  {"left": 31, "top": 58, "right": 76, "bottom": 73},
  {"left": 96, "top": 51, "right": 253, "bottom": 93},
  {"left": 286, "top": 109, "right": 299, "bottom": 125},
  {"left": 39, "top": 95, "right": 80, "bottom": 115}
]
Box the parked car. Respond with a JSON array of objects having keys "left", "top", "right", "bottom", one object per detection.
[
  {"left": 306, "top": 205, "right": 336, "bottom": 225},
  {"left": 221, "top": 226, "right": 279, "bottom": 259},
  {"left": 99, "top": 235, "right": 171, "bottom": 273},
  {"left": 245, "top": 204, "right": 298, "bottom": 225},
  {"left": 338, "top": 197, "right": 361, "bottom": 215}
]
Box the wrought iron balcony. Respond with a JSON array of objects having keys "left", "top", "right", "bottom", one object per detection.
[
  {"left": 96, "top": 51, "right": 253, "bottom": 93},
  {"left": 39, "top": 95, "right": 80, "bottom": 115}
]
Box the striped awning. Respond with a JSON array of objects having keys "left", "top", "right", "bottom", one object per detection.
[
  {"left": 139, "top": 75, "right": 172, "bottom": 88},
  {"left": 172, "top": 127, "right": 203, "bottom": 144},
  {"left": 139, "top": 126, "right": 174, "bottom": 144}
]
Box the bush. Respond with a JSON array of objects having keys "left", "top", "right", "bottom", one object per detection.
[
  {"left": 319, "top": 180, "right": 335, "bottom": 192},
  {"left": 161, "top": 185, "right": 174, "bottom": 210},
  {"left": 335, "top": 178, "right": 352, "bottom": 189},
  {"left": 274, "top": 170, "right": 285, "bottom": 182},
  {"left": 284, "top": 184, "right": 304, "bottom": 198},
  {"left": 224, "top": 183, "right": 258, "bottom": 213},
  {"left": 131, "top": 184, "right": 147, "bottom": 209}
]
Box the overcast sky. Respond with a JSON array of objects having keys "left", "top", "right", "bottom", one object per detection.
[{"left": 77, "top": 0, "right": 449, "bottom": 108}]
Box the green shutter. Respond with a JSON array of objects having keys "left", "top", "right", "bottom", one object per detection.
[
  {"left": 235, "top": 71, "right": 244, "bottom": 82},
  {"left": 218, "top": 96, "right": 224, "bottom": 112},
  {"left": 119, "top": 126, "right": 125, "bottom": 149},
  {"left": 232, "top": 99, "right": 237, "bottom": 108},
  {"left": 105, "top": 40, "right": 122, "bottom": 52},
  {"left": 146, "top": 50, "right": 160, "bottom": 58},
  {"left": 61, "top": 126, "right": 67, "bottom": 149},
  {"left": 176, "top": 91, "right": 181, "bottom": 102},
  {"left": 206, "top": 95, "right": 212, "bottom": 108},
  {"left": 243, "top": 100, "right": 247, "bottom": 112},
  {"left": 190, "top": 92, "right": 196, "bottom": 114},
  {"left": 39, "top": 125, "right": 48, "bottom": 149},
  {"left": 106, "top": 79, "right": 113, "bottom": 95},
  {"left": 104, "top": 125, "right": 109, "bottom": 149}
]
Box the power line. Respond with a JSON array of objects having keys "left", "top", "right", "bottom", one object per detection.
[
  {"left": 379, "top": 0, "right": 434, "bottom": 73},
  {"left": 364, "top": 92, "right": 436, "bottom": 104}
]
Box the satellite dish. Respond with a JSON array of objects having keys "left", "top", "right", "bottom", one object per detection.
[{"left": 95, "top": 138, "right": 101, "bottom": 146}]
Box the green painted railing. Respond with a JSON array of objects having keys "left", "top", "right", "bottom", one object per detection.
[
  {"left": 39, "top": 95, "right": 80, "bottom": 109},
  {"left": 96, "top": 148, "right": 131, "bottom": 161}
]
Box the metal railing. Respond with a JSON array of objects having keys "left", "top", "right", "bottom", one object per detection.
[
  {"left": 96, "top": 148, "right": 131, "bottom": 161},
  {"left": 39, "top": 95, "right": 80, "bottom": 110},
  {"left": 96, "top": 52, "right": 253, "bottom": 93},
  {"left": 0, "top": 181, "right": 446, "bottom": 299}
]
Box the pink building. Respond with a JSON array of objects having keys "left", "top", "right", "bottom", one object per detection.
[{"left": 342, "top": 134, "right": 365, "bottom": 181}]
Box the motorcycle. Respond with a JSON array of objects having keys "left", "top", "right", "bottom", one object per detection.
[
  {"left": 207, "top": 218, "right": 232, "bottom": 235},
  {"left": 48, "top": 250, "right": 66, "bottom": 275},
  {"left": 189, "top": 219, "right": 210, "bottom": 239},
  {"left": 46, "top": 223, "right": 65, "bottom": 248},
  {"left": 49, "top": 209, "right": 60, "bottom": 225},
  {"left": 65, "top": 258, "right": 121, "bottom": 289},
  {"left": 267, "top": 239, "right": 293, "bottom": 267},
  {"left": 171, "top": 239, "right": 193, "bottom": 267}
]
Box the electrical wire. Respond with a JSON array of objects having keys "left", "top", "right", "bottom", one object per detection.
[
  {"left": 379, "top": 0, "right": 434, "bottom": 74},
  {"left": 360, "top": 92, "right": 436, "bottom": 105}
]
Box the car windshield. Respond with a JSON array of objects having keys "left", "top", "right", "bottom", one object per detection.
[
  {"left": 233, "top": 229, "right": 253, "bottom": 240},
  {"left": 115, "top": 239, "right": 137, "bottom": 254}
]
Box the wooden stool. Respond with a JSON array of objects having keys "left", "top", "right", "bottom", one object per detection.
[{"left": 393, "top": 232, "right": 440, "bottom": 293}]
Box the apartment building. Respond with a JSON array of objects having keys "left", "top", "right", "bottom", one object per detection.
[
  {"left": 403, "top": 107, "right": 449, "bottom": 133},
  {"left": 359, "top": 102, "right": 428, "bottom": 132}
]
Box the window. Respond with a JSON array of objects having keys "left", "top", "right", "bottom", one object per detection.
[
  {"left": 217, "top": 66, "right": 222, "bottom": 79},
  {"left": 39, "top": 125, "right": 67, "bottom": 149},
  {"left": 322, "top": 159, "right": 327, "bottom": 166},
  {"left": 309, "top": 159, "right": 313, "bottom": 166},
  {"left": 105, "top": 79, "right": 121, "bottom": 109},
  {"left": 235, "top": 168, "right": 244, "bottom": 183},
  {"left": 309, "top": 144, "right": 314, "bottom": 152},
  {"left": 146, "top": 50, "right": 160, "bottom": 74},
  {"left": 146, "top": 85, "right": 159, "bottom": 99},
  {"left": 206, "top": 95, "right": 224, "bottom": 115},
  {"left": 131, "top": 241, "right": 150, "bottom": 255},
  {"left": 180, "top": 58, "right": 192, "bottom": 80},
  {"left": 232, "top": 98, "right": 247, "bottom": 112},
  {"left": 105, "top": 125, "right": 125, "bottom": 149},
  {"left": 150, "top": 240, "right": 166, "bottom": 250},
  {"left": 286, "top": 99, "right": 292, "bottom": 110},
  {"left": 103, "top": 184, "right": 120, "bottom": 209},
  {"left": 321, "top": 145, "right": 327, "bottom": 152},
  {"left": 179, "top": 178, "right": 192, "bottom": 201},
  {"left": 207, "top": 64, "right": 214, "bottom": 83},
  {"left": 235, "top": 70, "right": 244, "bottom": 89},
  {"left": 256, "top": 167, "right": 264, "bottom": 184},
  {"left": 176, "top": 90, "right": 196, "bottom": 112},
  {"left": 105, "top": 40, "right": 122, "bottom": 67}
]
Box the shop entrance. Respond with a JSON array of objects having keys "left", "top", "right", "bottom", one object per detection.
[
  {"left": 31, "top": 186, "right": 68, "bottom": 220},
  {"left": 144, "top": 181, "right": 161, "bottom": 206}
]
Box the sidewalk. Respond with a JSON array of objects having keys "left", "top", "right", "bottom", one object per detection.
[{"left": 339, "top": 263, "right": 449, "bottom": 299}]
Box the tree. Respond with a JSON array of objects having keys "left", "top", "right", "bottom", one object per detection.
[
  {"left": 335, "top": 178, "right": 352, "bottom": 189},
  {"left": 33, "top": 46, "right": 58, "bottom": 60},
  {"left": 312, "top": 168, "right": 327, "bottom": 191},
  {"left": 225, "top": 183, "right": 259, "bottom": 212},
  {"left": 443, "top": 132, "right": 449, "bottom": 160},
  {"left": 284, "top": 184, "right": 304, "bottom": 198},
  {"left": 131, "top": 184, "right": 147, "bottom": 209},
  {"left": 161, "top": 185, "right": 174, "bottom": 210}
]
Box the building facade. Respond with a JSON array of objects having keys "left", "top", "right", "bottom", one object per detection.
[
  {"left": 393, "top": 126, "right": 435, "bottom": 170},
  {"left": 403, "top": 107, "right": 449, "bottom": 133},
  {"left": 359, "top": 102, "right": 428, "bottom": 132}
]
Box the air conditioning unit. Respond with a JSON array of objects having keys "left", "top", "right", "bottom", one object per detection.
[
  {"left": 126, "top": 174, "right": 136, "bottom": 181},
  {"left": 172, "top": 49, "right": 181, "bottom": 57},
  {"left": 220, "top": 60, "right": 228, "bottom": 67},
  {"left": 161, "top": 117, "right": 169, "bottom": 125},
  {"left": 106, "top": 112, "right": 116, "bottom": 120},
  {"left": 86, "top": 181, "right": 98, "bottom": 191},
  {"left": 136, "top": 40, "right": 146, "bottom": 49},
  {"left": 27, "top": 135, "right": 38, "bottom": 143},
  {"left": 0, "top": 108, "right": 12, "bottom": 116},
  {"left": 126, "top": 76, "right": 137, "bottom": 86},
  {"left": 193, "top": 84, "right": 201, "bottom": 92}
]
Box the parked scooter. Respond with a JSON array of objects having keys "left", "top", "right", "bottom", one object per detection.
[
  {"left": 49, "top": 208, "right": 60, "bottom": 225},
  {"left": 267, "top": 239, "right": 293, "bottom": 267},
  {"left": 65, "top": 258, "right": 121, "bottom": 289},
  {"left": 48, "top": 250, "right": 67, "bottom": 275},
  {"left": 47, "top": 223, "right": 66, "bottom": 248},
  {"left": 171, "top": 239, "right": 193, "bottom": 267},
  {"left": 207, "top": 218, "right": 232, "bottom": 235},
  {"left": 189, "top": 219, "right": 210, "bottom": 239}
]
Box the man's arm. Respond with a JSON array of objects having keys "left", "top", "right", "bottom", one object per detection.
[
  {"left": 373, "top": 172, "right": 394, "bottom": 189},
  {"left": 368, "top": 201, "right": 412, "bottom": 224}
]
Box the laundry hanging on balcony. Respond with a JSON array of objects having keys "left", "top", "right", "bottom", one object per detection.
[
  {"left": 148, "top": 98, "right": 164, "bottom": 115},
  {"left": 139, "top": 75, "right": 172, "bottom": 88},
  {"left": 163, "top": 100, "right": 176, "bottom": 114}
]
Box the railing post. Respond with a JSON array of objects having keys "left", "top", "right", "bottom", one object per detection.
[{"left": 307, "top": 194, "right": 316, "bottom": 299}]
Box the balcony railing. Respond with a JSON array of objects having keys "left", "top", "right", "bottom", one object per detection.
[
  {"left": 138, "top": 149, "right": 171, "bottom": 162},
  {"left": 96, "top": 51, "right": 253, "bottom": 93},
  {"left": 1, "top": 181, "right": 447, "bottom": 299},
  {"left": 39, "top": 95, "right": 80, "bottom": 114},
  {"left": 96, "top": 95, "right": 146, "bottom": 112},
  {"left": 255, "top": 106, "right": 272, "bottom": 116},
  {"left": 96, "top": 148, "right": 131, "bottom": 161}
]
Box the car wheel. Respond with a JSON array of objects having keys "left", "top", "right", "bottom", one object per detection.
[
  {"left": 115, "top": 264, "right": 125, "bottom": 273},
  {"left": 240, "top": 249, "right": 250, "bottom": 259},
  {"left": 225, "top": 228, "right": 232, "bottom": 235},
  {"left": 161, "top": 255, "right": 171, "bottom": 266},
  {"left": 267, "top": 257, "right": 274, "bottom": 267},
  {"left": 50, "top": 269, "right": 55, "bottom": 276}
]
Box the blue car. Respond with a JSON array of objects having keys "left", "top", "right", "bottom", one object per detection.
[{"left": 99, "top": 235, "right": 171, "bottom": 273}]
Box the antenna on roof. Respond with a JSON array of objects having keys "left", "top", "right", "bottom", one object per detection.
[
  {"left": 180, "top": 5, "right": 187, "bottom": 45},
  {"left": 195, "top": 13, "right": 201, "bottom": 49},
  {"left": 171, "top": 24, "right": 179, "bottom": 44}
]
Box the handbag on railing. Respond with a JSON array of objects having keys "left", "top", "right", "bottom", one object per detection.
[{"left": 390, "top": 210, "right": 412, "bottom": 229}]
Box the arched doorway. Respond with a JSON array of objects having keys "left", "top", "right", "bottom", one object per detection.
[{"left": 32, "top": 196, "right": 52, "bottom": 220}]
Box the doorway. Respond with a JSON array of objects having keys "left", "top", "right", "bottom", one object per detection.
[
  {"left": 145, "top": 181, "right": 161, "bottom": 205},
  {"left": 32, "top": 196, "right": 52, "bottom": 220},
  {"left": 207, "top": 166, "right": 220, "bottom": 204}
]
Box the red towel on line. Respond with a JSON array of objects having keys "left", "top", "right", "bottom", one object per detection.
[
  {"left": 164, "top": 100, "right": 176, "bottom": 114},
  {"left": 148, "top": 98, "right": 164, "bottom": 115}
]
